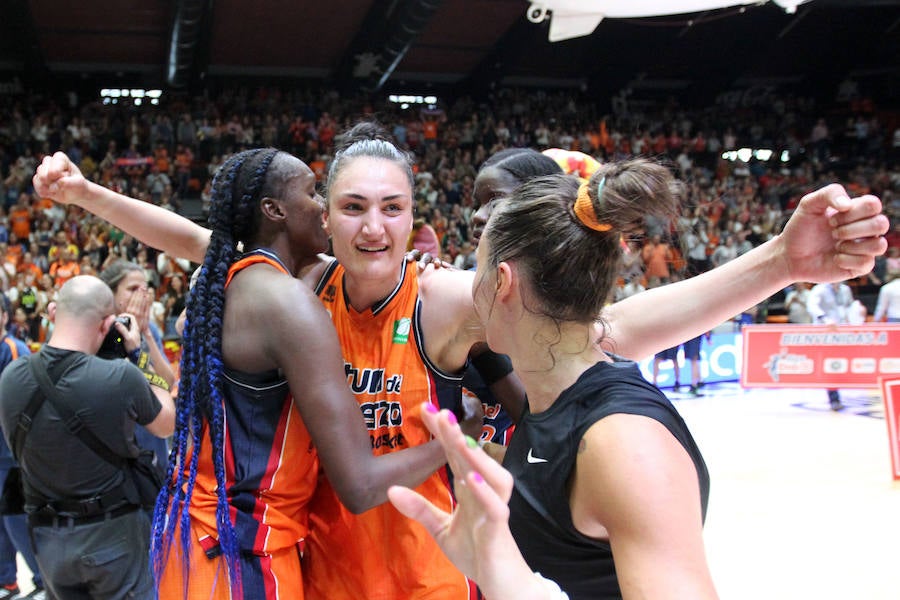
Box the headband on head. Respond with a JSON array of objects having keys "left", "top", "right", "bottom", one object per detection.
[{"left": 574, "top": 178, "right": 612, "bottom": 233}]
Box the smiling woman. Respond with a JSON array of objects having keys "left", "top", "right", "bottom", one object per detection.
[{"left": 302, "top": 123, "right": 483, "bottom": 599}]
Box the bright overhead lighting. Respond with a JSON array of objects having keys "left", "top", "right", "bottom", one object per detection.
[
  {"left": 99, "top": 88, "right": 164, "bottom": 104},
  {"left": 526, "top": 1, "right": 814, "bottom": 42}
]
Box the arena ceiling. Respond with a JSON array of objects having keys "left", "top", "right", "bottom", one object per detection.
[{"left": 1, "top": 0, "right": 899, "bottom": 102}]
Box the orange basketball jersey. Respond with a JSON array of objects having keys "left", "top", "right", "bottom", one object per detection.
[
  {"left": 304, "top": 259, "right": 474, "bottom": 599},
  {"left": 159, "top": 251, "right": 319, "bottom": 599}
]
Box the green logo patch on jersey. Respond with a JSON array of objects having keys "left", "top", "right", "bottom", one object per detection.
[{"left": 392, "top": 318, "right": 411, "bottom": 344}]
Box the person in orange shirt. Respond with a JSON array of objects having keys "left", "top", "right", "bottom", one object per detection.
[
  {"left": 153, "top": 142, "right": 171, "bottom": 174},
  {"left": 8, "top": 193, "right": 32, "bottom": 241},
  {"left": 16, "top": 251, "right": 44, "bottom": 282},
  {"left": 3, "top": 234, "right": 25, "bottom": 271},
  {"left": 49, "top": 247, "right": 81, "bottom": 288},
  {"left": 642, "top": 234, "right": 673, "bottom": 285},
  {"left": 423, "top": 116, "right": 439, "bottom": 147},
  {"left": 307, "top": 154, "right": 327, "bottom": 183},
  {"left": 174, "top": 143, "right": 194, "bottom": 193}
]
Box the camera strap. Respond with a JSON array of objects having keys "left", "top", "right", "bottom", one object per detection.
[
  {"left": 12, "top": 352, "right": 80, "bottom": 462},
  {"left": 27, "top": 354, "right": 129, "bottom": 471}
]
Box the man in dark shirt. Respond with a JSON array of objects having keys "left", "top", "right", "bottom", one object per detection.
[{"left": 0, "top": 276, "right": 175, "bottom": 600}]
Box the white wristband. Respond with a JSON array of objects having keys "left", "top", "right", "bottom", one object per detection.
[{"left": 534, "top": 572, "right": 569, "bottom": 600}]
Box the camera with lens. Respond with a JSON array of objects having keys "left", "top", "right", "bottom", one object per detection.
[{"left": 98, "top": 316, "right": 131, "bottom": 359}]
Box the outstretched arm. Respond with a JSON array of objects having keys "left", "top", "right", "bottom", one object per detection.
[
  {"left": 602, "top": 184, "right": 888, "bottom": 359},
  {"left": 34, "top": 152, "right": 211, "bottom": 263}
]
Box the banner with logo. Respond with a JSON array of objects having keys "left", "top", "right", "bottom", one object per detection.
[
  {"left": 741, "top": 324, "right": 900, "bottom": 388},
  {"left": 638, "top": 331, "right": 742, "bottom": 387},
  {"left": 881, "top": 378, "right": 900, "bottom": 481}
]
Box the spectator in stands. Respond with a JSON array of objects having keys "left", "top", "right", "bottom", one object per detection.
[
  {"left": 160, "top": 272, "right": 186, "bottom": 338},
  {"left": 144, "top": 163, "right": 170, "bottom": 204},
  {"left": 641, "top": 233, "right": 673, "bottom": 286},
  {"left": 873, "top": 277, "right": 900, "bottom": 323},
  {"left": 710, "top": 234, "right": 738, "bottom": 268},
  {"left": 785, "top": 282, "right": 813, "bottom": 324},
  {"left": 48, "top": 247, "right": 80, "bottom": 289},
  {"left": 885, "top": 246, "right": 900, "bottom": 283}
]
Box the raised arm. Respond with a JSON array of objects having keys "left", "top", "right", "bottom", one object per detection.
[
  {"left": 602, "top": 184, "right": 888, "bottom": 359},
  {"left": 33, "top": 152, "right": 211, "bottom": 263}
]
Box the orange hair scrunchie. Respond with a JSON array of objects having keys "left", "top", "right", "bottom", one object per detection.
[{"left": 573, "top": 178, "right": 611, "bottom": 232}]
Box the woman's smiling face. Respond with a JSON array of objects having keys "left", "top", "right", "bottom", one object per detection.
[{"left": 324, "top": 156, "right": 414, "bottom": 292}]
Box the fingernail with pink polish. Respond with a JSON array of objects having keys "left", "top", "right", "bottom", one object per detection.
[
  {"left": 424, "top": 402, "right": 438, "bottom": 414},
  {"left": 472, "top": 472, "right": 484, "bottom": 484},
  {"left": 446, "top": 411, "right": 457, "bottom": 425}
]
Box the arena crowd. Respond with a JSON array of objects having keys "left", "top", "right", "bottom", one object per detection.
[{"left": 0, "top": 80, "right": 898, "bottom": 349}]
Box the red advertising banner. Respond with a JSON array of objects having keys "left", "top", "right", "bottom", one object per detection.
[
  {"left": 741, "top": 323, "right": 900, "bottom": 388},
  {"left": 880, "top": 378, "right": 900, "bottom": 481}
]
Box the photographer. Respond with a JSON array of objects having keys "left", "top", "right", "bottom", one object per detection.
[{"left": 0, "top": 276, "right": 174, "bottom": 599}]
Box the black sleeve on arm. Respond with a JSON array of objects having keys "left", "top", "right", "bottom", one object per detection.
[{"left": 470, "top": 350, "right": 514, "bottom": 387}]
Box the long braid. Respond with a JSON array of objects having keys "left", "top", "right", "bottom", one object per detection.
[{"left": 150, "top": 147, "right": 279, "bottom": 596}]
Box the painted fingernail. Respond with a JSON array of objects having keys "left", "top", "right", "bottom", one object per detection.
[
  {"left": 472, "top": 472, "right": 484, "bottom": 484},
  {"left": 465, "top": 436, "right": 478, "bottom": 449},
  {"left": 424, "top": 402, "right": 438, "bottom": 414},
  {"left": 446, "top": 411, "right": 458, "bottom": 425}
]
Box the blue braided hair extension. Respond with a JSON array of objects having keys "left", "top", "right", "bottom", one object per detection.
[{"left": 150, "top": 147, "right": 280, "bottom": 597}]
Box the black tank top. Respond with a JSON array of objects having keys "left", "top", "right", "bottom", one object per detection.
[{"left": 504, "top": 360, "right": 710, "bottom": 600}]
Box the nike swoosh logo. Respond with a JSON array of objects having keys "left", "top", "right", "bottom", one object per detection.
[{"left": 526, "top": 448, "right": 548, "bottom": 464}]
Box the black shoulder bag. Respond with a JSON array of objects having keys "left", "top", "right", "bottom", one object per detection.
[
  {"left": 25, "top": 355, "right": 166, "bottom": 510},
  {"left": 2, "top": 352, "right": 80, "bottom": 515}
]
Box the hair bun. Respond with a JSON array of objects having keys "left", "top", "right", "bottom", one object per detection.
[{"left": 334, "top": 121, "right": 393, "bottom": 153}]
